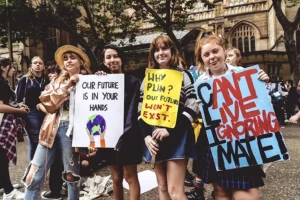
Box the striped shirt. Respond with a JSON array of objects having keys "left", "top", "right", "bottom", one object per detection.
[{"left": 138, "top": 67, "right": 198, "bottom": 137}]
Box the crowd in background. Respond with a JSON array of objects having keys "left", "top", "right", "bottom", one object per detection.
[{"left": 1, "top": 33, "right": 299, "bottom": 200}]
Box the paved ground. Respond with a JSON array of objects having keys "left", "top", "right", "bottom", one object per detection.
[{"left": 1, "top": 124, "right": 300, "bottom": 200}]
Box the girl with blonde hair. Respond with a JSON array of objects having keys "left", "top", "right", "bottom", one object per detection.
[
  {"left": 16, "top": 56, "right": 48, "bottom": 160},
  {"left": 225, "top": 47, "right": 242, "bottom": 66},
  {"left": 23, "top": 45, "right": 91, "bottom": 200}
]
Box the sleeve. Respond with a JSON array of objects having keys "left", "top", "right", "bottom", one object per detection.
[
  {"left": 16, "top": 76, "right": 26, "bottom": 103},
  {"left": 115, "top": 77, "right": 140, "bottom": 149},
  {"left": 181, "top": 71, "right": 199, "bottom": 123},
  {"left": 0, "top": 83, "right": 6, "bottom": 101},
  {"left": 166, "top": 71, "right": 198, "bottom": 134},
  {"left": 39, "top": 79, "right": 70, "bottom": 113},
  {"left": 137, "top": 78, "right": 153, "bottom": 138}
]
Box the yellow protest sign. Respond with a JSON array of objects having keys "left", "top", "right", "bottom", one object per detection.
[{"left": 141, "top": 69, "right": 183, "bottom": 128}]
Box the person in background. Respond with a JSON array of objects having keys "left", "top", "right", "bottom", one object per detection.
[
  {"left": 16, "top": 56, "right": 48, "bottom": 160},
  {"left": 47, "top": 64, "right": 62, "bottom": 81},
  {"left": 179, "top": 57, "right": 188, "bottom": 70},
  {"left": 23, "top": 45, "right": 91, "bottom": 200},
  {"left": 0, "top": 57, "right": 28, "bottom": 200},
  {"left": 285, "top": 80, "right": 297, "bottom": 121},
  {"left": 38, "top": 65, "right": 65, "bottom": 200},
  {"left": 194, "top": 34, "right": 269, "bottom": 200},
  {"left": 296, "top": 80, "right": 300, "bottom": 110},
  {"left": 225, "top": 47, "right": 242, "bottom": 67},
  {"left": 94, "top": 44, "right": 143, "bottom": 200},
  {"left": 139, "top": 35, "right": 198, "bottom": 200},
  {"left": 289, "top": 110, "right": 300, "bottom": 123},
  {"left": 267, "top": 76, "right": 286, "bottom": 127}
]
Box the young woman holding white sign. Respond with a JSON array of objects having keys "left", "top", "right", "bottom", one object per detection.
[
  {"left": 23, "top": 45, "right": 91, "bottom": 200},
  {"left": 194, "top": 34, "right": 269, "bottom": 200},
  {"left": 138, "top": 35, "right": 198, "bottom": 200},
  {"left": 95, "top": 44, "right": 143, "bottom": 200}
]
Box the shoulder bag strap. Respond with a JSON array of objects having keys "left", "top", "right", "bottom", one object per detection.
[{"left": 23, "top": 77, "right": 28, "bottom": 104}]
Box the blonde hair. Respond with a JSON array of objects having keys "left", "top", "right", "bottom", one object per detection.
[
  {"left": 195, "top": 33, "right": 225, "bottom": 75},
  {"left": 25, "top": 56, "right": 47, "bottom": 79},
  {"left": 297, "top": 80, "right": 300, "bottom": 89},
  {"left": 226, "top": 47, "right": 242, "bottom": 66},
  {"left": 59, "top": 52, "right": 91, "bottom": 83},
  {"left": 148, "top": 35, "right": 180, "bottom": 69}
]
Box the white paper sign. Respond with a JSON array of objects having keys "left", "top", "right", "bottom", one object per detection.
[
  {"left": 123, "top": 170, "right": 158, "bottom": 194},
  {"left": 73, "top": 74, "right": 124, "bottom": 148}
]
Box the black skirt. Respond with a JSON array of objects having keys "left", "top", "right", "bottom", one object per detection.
[{"left": 193, "top": 127, "right": 265, "bottom": 190}]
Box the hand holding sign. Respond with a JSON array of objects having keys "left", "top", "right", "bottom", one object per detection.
[{"left": 152, "top": 128, "right": 170, "bottom": 141}]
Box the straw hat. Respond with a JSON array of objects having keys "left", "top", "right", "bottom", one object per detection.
[{"left": 54, "top": 45, "right": 91, "bottom": 71}]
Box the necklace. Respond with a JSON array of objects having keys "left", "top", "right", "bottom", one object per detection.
[{"left": 33, "top": 77, "right": 44, "bottom": 88}]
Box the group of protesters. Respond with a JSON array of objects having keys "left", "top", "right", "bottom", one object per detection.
[{"left": 0, "top": 32, "right": 297, "bottom": 200}]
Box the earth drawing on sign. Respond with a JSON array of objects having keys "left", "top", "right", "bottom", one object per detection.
[{"left": 86, "top": 114, "right": 106, "bottom": 147}]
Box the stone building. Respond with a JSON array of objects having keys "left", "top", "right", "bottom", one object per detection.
[
  {"left": 24, "top": 0, "right": 299, "bottom": 80},
  {"left": 120, "top": 0, "right": 299, "bottom": 80}
]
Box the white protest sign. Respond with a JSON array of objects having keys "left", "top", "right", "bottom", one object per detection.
[
  {"left": 123, "top": 170, "right": 158, "bottom": 194},
  {"left": 73, "top": 74, "right": 124, "bottom": 148}
]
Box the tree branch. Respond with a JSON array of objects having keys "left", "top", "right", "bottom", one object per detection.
[
  {"left": 47, "top": 0, "right": 99, "bottom": 68},
  {"left": 292, "top": 6, "right": 300, "bottom": 27},
  {"left": 81, "top": 0, "right": 98, "bottom": 40},
  {"left": 136, "top": 0, "right": 167, "bottom": 27},
  {"left": 170, "top": 0, "right": 176, "bottom": 19},
  {"left": 166, "top": 0, "right": 171, "bottom": 25},
  {"left": 272, "top": 0, "right": 292, "bottom": 30}
]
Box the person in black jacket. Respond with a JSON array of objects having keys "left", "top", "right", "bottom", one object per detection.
[
  {"left": 95, "top": 44, "right": 143, "bottom": 200},
  {"left": 16, "top": 56, "right": 49, "bottom": 160},
  {"left": 285, "top": 80, "right": 298, "bottom": 120}
]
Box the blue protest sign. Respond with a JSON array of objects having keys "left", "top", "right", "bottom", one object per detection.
[
  {"left": 194, "top": 65, "right": 289, "bottom": 171},
  {"left": 188, "top": 68, "right": 199, "bottom": 82}
]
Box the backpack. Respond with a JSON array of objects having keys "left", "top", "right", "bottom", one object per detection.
[{"left": 270, "top": 83, "right": 284, "bottom": 104}]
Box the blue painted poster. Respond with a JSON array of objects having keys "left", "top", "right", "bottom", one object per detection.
[{"left": 194, "top": 65, "right": 289, "bottom": 171}]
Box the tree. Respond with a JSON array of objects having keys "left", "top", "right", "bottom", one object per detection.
[
  {"left": 272, "top": 0, "right": 300, "bottom": 84},
  {"left": 125, "top": 0, "right": 214, "bottom": 50},
  {"left": 0, "top": 0, "right": 141, "bottom": 71}
]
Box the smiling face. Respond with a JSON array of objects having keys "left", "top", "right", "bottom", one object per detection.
[
  {"left": 103, "top": 49, "right": 122, "bottom": 74},
  {"left": 31, "top": 57, "right": 45, "bottom": 74},
  {"left": 201, "top": 41, "right": 226, "bottom": 76},
  {"left": 153, "top": 42, "right": 171, "bottom": 69},
  {"left": 225, "top": 50, "right": 238, "bottom": 66},
  {"left": 63, "top": 52, "right": 81, "bottom": 75}
]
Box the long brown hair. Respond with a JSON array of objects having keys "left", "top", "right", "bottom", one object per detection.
[
  {"left": 195, "top": 33, "right": 225, "bottom": 74},
  {"left": 148, "top": 35, "right": 180, "bottom": 69}
]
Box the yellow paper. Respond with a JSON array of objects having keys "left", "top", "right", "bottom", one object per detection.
[{"left": 141, "top": 69, "right": 183, "bottom": 128}]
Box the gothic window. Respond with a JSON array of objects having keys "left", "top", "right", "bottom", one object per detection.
[
  {"left": 238, "top": 37, "right": 243, "bottom": 52},
  {"left": 251, "top": 36, "right": 255, "bottom": 51},
  {"left": 267, "top": 64, "right": 281, "bottom": 77},
  {"left": 244, "top": 37, "right": 249, "bottom": 52},
  {"left": 232, "top": 38, "right": 237, "bottom": 47},
  {"left": 231, "top": 24, "right": 256, "bottom": 53},
  {"left": 45, "top": 28, "right": 57, "bottom": 62}
]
